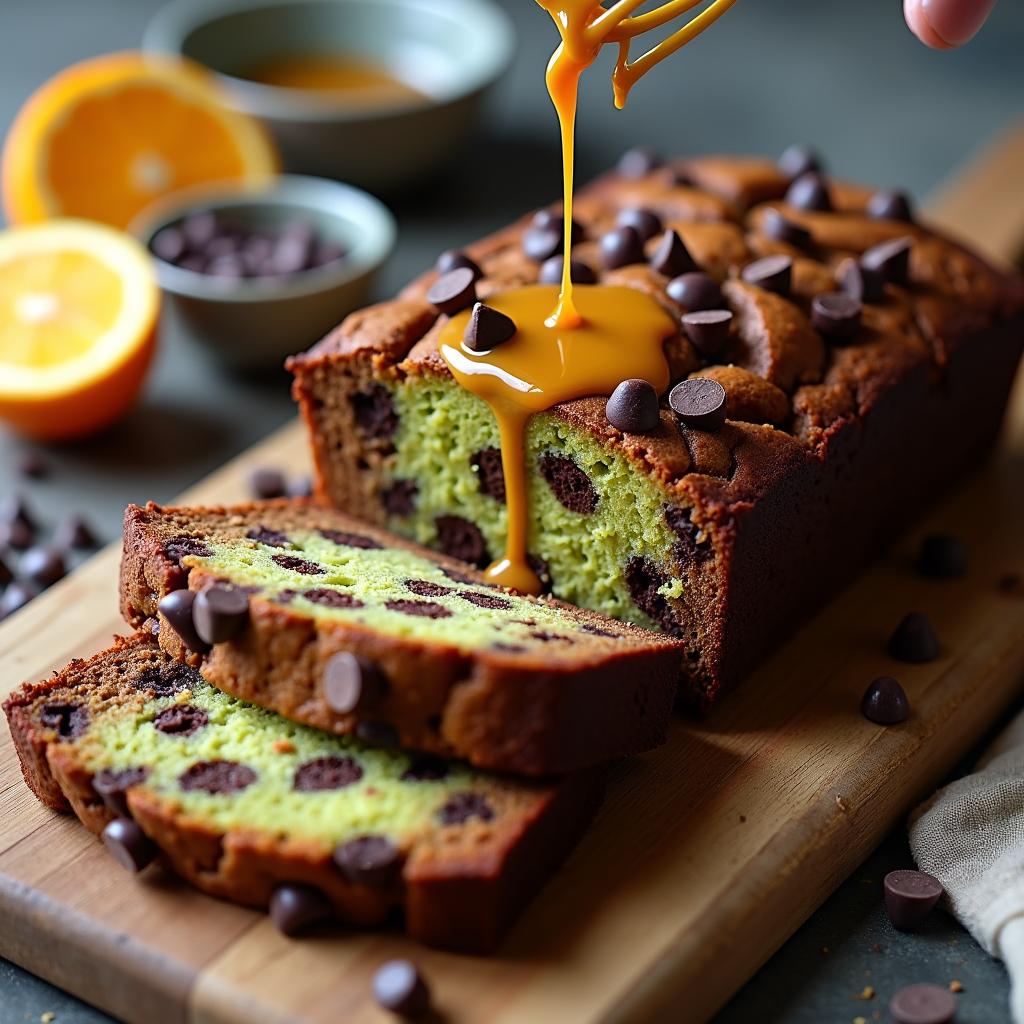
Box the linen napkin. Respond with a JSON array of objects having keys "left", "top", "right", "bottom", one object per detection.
[{"left": 909, "top": 710, "right": 1024, "bottom": 1021}]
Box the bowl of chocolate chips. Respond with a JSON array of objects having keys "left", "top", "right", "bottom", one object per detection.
[{"left": 133, "top": 174, "right": 395, "bottom": 370}]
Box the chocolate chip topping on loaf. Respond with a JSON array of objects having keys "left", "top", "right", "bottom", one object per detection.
[
  {"left": 288, "top": 149, "right": 1024, "bottom": 708},
  {"left": 3, "top": 633, "right": 602, "bottom": 952},
  {"left": 119, "top": 500, "right": 682, "bottom": 776}
]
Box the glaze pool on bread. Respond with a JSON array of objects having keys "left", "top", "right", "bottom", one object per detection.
[
  {"left": 288, "top": 151, "right": 1024, "bottom": 707},
  {"left": 119, "top": 500, "right": 683, "bottom": 775},
  {"left": 2, "top": 633, "right": 602, "bottom": 952}
]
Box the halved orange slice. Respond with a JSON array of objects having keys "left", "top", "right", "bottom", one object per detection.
[
  {"left": 0, "top": 219, "right": 159, "bottom": 440},
  {"left": 2, "top": 52, "right": 278, "bottom": 230}
]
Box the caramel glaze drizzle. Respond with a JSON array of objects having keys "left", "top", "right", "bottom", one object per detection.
[{"left": 439, "top": 1, "right": 736, "bottom": 594}]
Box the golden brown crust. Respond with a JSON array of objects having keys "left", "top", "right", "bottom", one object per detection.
[
  {"left": 4, "top": 633, "right": 604, "bottom": 953},
  {"left": 119, "top": 501, "right": 682, "bottom": 775}
]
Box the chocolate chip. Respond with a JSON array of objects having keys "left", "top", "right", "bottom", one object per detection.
[
  {"left": 860, "top": 676, "right": 910, "bottom": 725},
  {"left": 318, "top": 528, "right": 382, "bottom": 550},
  {"left": 373, "top": 960, "right": 432, "bottom": 1019},
  {"left": 17, "top": 452, "right": 47, "bottom": 479},
  {"left": 20, "top": 546, "right": 66, "bottom": 588},
  {"left": 665, "top": 505, "right": 712, "bottom": 562},
  {"left": 405, "top": 579, "right": 452, "bottom": 597},
  {"left": 427, "top": 266, "right": 477, "bottom": 316},
  {"left": 777, "top": 144, "right": 822, "bottom": 181},
  {"left": 617, "top": 207, "right": 663, "bottom": 241},
  {"left": 538, "top": 453, "right": 599, "bottom": 513},
  {"left": 385, "top": 599, "right": 452, "bottom": 619},
  {"left": 786, "top": 172, "right": 832, "bottom": 212},
  {"left": 741, "top": 254, "right": 792, "bottom": 296},
  {"left": 334, "top": 835, "right": 401, "bottom": 886},
  {"left": 250, "top": 467, "right": 286, "bottom": 499},
  {"left": 55, "top": 514, "right": 98, "bottom": 551},
  {"left": 151, "top": 226, "right": 187, "bottom": 263},
  {"left": 538, "top": 254, "right": 597, "bottom": 285},
  {"left": 93, "top": 767, "right": 149, "bottom": 817},
  {"left": 681, "top": 309, "right": 733, "bottom": 358},
  {"left": 355, "top": 720, "right": 400, "bottom": 748},
  {"left": 867, "top": 189, "right": 914, "bottom": 223},
  {"left": 293, "top": 755, "right": 363, "bottom": 792},
  {"left": 916, "top": 534, "right": 967, "bottom": 579},
  {"left": 401, "top": 755, "right": 449, "bottom": 782},
  {"left": 531, "top": 208, "right": 584, "bottom": 242},
  {"left": 581, "top": 624, "right": 619, "bottom": 638},
  {"left": 157, "top": 589, "right": 211, "bottom": 654},
  {"left": 493, "top": 642, "right": 526, "bottom": 653},
  {"left": 836, "top": 258, "right": 885, "bottom": 303},
  {"left": 669, "top": 377, "right": 728, "bottom": 432},
  {"left": 436, "top": 248, "right": 482, "bottom": 280},
  {"left": 286, "top": 474, "right": 313, "bottom": 498},
  {"left": 470, "top": 447, "right": 506, "bottom": 503},
  {"left": 666, "top": 271, "right": 723, "bottom": 311},
  {"left": 271, "top": 554, "right": 324, "bottom": 575},
  {"left": 618, "top": 147, "right": 662, "bottom": 178},
  {"left": 0, "top": 519, "right": 33, "bottom": 550},
  {"left": 438, "top": 792, "right": 495, "bottom": 825},
  {"left": 1, "top": 495, "right": 35, "bottom": 532},
  {"left": 179, "top": 759, "right": 257, "bottom": 794},
  {"left": 435, "top": 516, "right": 488, "bottom": 567},
  {"left": 40, "top": 702, "right": 89, "bottom": 739},
  {"left": 606, "top": 379, "right": 661, "bottom": 433},
  {"left": 463, "top": 302, "right": 517, "bottom": 352},
  {"left": 0, "top": 581, "right": 37, "bottom": 619},
  {"left": 884, "top": 869, "right": 943, "bottom": 931},
  {"left": 648, "top": 229, "right": 696, "bottom": 278},
  {"left": 862, "top": 237, "right": 912, "bottom": 286},
  {"left": 193, "top": 584, "right": 249, "bottom": 644},
  {"left": 102, "top": 818, "right": 158, "bottom": 873},
  {"left": 521, "top": 226, "right": 562, "bottom": 263},
  {"left": 352, "top": 385, "right": 398, "bottom": 440},
  {"left": 135, "top": 661, "right": 201, "bottom": 697},
  {"left": 247, "top": 525, "right": 291, "bottom": 548},
  {"left": 530, "top": 630, "right": 570, "bottom": 643},
  {"left": 762, "top": 208, "right": 812, "bottom": 249},
  {"left": 889, "top": 983, "right": 957, "bottom": 1024},
  {"left": 153, "top": 703, "right": 209, "bottom": 737},
  {"left": 624, "top": 556, "right": 680, "bottom": 635},
  {"left": 599, "top": 225, "right": 645, "bottom": 269},
  {"left": 888, "top": 612, "right": 939, "bottom": 663},
  {"left": 303, "top": 588, "right": 363, "bottom": 608},
  {"left": 382, "top": 480, "right": 417, "bottom": 517},
  {"left": 269, "top": 884, "right": 335, "bottom": 937},
  {"left": 163, "top": 535, "right": 213, "bottom": 565},
  {"left": 457, "top": 590, "right": 512, "bottom": 609},
  {"left": 811, "top": 292, "right": 862, "bottom": 344},
  {"left": 323, "top": 651, "right": 387, "bottom": 714}
]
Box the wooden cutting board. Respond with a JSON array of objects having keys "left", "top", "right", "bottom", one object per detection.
[{"left": 2, "top": 128, "right": 1023, "bottom": 1024}]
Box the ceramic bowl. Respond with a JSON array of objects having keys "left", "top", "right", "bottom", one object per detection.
[
  {"left": 131, "top": 174, "right": 395, "bottom": 370},
  {"left": 143, "top": 0, "right": 515, "bottom": 191}
]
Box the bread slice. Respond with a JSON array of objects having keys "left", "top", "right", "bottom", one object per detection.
[
  {"left": 119, "top": 500, "right": 682, "bottom": 776},
  {"left": 3, "top": 632, "right": 602, "bottom": 952}
]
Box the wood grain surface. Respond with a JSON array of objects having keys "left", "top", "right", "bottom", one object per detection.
[{"left": 1, "top": 130, "right": 1022, "bottom": 1024}]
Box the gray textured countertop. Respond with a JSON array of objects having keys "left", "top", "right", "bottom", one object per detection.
[{"left": 1, "top": 0, "right": 1022, "bottom": 1020}]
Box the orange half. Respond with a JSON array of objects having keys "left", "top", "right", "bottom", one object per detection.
[
  {"left": 3, "top": 52, "right": 278, "bottom": 230},
  {"left": 0, "top": 219, "right": 159, "bottom": 440}
]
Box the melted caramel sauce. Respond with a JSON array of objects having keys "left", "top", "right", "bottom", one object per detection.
[
  {"left": 238, "top": 55, "right": 425, "bottom": 106},
  {"left": 440, "top": 285, "right": 675, "bottom": 591},
  {"left": 439, "top": 0, "right": 736, "bottom": 593}
]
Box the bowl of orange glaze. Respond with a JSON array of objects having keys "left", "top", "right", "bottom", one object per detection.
[{"left": 143, "top": 0, "right": 515, "bottom": 192}]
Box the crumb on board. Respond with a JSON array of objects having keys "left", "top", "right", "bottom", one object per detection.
[
  {"left": 858, "top": 986, "right": 875, "bottom": 1000},
  {"left": 853, "top": 1016, "right": 868, "bottom": 1024},
  {"left": 950, "top": 980, "right": 964, "bottom": 993},
  {"left": 821, "top": 946, "right": 830, "bottom": 955},
  {"left": 41, "top": 1014, "right": 56, "bottom": 1023}
]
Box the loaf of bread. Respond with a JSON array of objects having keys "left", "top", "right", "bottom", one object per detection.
[
  {"left": 3, "top": 632, "right": 602, "bottom": 952},
  {"left": 119, "top": 500, "right": 682, "bottom": 775},
  {"left": 288, "top": 150, "right": 1024, "bottom": 707}
]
